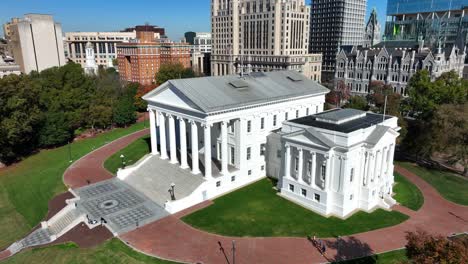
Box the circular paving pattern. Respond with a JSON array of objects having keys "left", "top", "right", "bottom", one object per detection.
[{"left": 99, "top": 199, "right": 120, "bottom": 210}]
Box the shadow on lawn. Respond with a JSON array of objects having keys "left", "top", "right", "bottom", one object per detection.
[{"left": 325, "top": 236, "right": 376, "bottom": 263}]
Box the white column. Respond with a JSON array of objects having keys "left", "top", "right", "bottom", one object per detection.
[
  {"left": 284, "top": 145, "right": 291, "bottom": 178},
  {"left": 310, "top": 152, "right": 316, "bottom": 187},
  {"left": 179, "top": 117, "right": 188, "bottom": 169},
  {"left": 168, "top": 115, "right": 178, "bottom": 164},
  {"left": 220, "top": 121, "right": 229, "bottom": 175},
  {"left": 149, "top": 109, "right": 158, "bottom": 155},
  {"left": 380, "top": 148, "right": 387, "bottom": 178},
  {"left": 362, "top": 151, "right": 368, "bottom": 187},
  {"left": 159, "top": 113, "right": 168, "bottom": 160},
  {"left": 325, "top": 154, "right": 332, "bottom": 191},
  {"left": 190, "top": 121, "right": 200, "bottom": 174},
  {"left": 297, "top": 148, "right": 304, "bottom": 183},
  {"left": 239, "top": 119, "right": 247, "bottom": 174},
  {"left": 203, "top": 123, "right": 212, "bottom": 179},
  {"left": 369, "top": 152, "right": 376, "bottom": 183}
]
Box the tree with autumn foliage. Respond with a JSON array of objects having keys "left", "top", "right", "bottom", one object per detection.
[{"left": 404, "top": 230, "right": 468, "bottom": 264}]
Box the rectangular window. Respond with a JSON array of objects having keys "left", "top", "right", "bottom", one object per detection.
[
  {"left": 316, "top": 106, "right": 319, "bottom": 113},
  {"left": 217, "top": 142, "right": 222, "bottom": 159},
  {"left": 248, "top": 170, "right": 252, "bottom": 176},
  {"left": 314, "top": 194, "right": 320, "bottom": 202},
  {"left": 289, "top": 184, "right": 294, "bottom": 192},
  {"left": 301, "top": 189, "right": 307, "bottom": 197},
  {"left": 230, "top": 147, "right": 235, "bottom": 165},
  {"left": 261, "top": 165, "right": 265, "bottom": 171},
  {"left": 273, "top": 115, "right": 277, "bottom": 126},
  {"left": 321, "top": 165, "right": 326, "bottom": 180},
  {"left": 229, "top": 120, "right": 235, "bottom": 133},
  {"left": 285, "top": 112, "right": 289, "bottom": 120},
  {"left": 247, "top": 120, "right": 251, "bottom": 133},
  {"left": 277, "top": 150, "right": 282, "bottom": 158},
  {"left": 295, "top": 156, "right": 299, "bottom": 171},
  {"left": 307, "top": 160, "right": 312, "bottom": 176},
  {"left": 260, "top": 143, "right": 266, "bottom": 156},
  {"left": 247, "top": 147, "right": 251, "bottom": 160},
  {"left": 216, "top": 181, "right": 221, "bottom": 187},
  {"left": 231, "top": 176, "right": 236, "bottom": 182},
  {"left": 350, "top": 168, "right": 354, "bottom": 182},
  {"left": 350, "top": 194, "right": 354, "bottom": 200},
  {"left": 260, "top": 117, "right": 265, "bottom": 129},
  {"left": 306, "top": 108, "right": 309, "bottom": 116},
  {"left": 296, "top": 110, "right": 299, "bottom": 118}
]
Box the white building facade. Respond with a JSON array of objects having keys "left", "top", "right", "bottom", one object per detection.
[
  {"left": 122, "top": 71, "right": 328, "bottom": 214},
  {"left": 5, "top": 14, "right": 66, "bottom": 74},
  {"left": 267, "top": 109, "right": 399, "bottom": 218},
  {"left": 84, "top": 42, "right": 98, "bottom": 75}
]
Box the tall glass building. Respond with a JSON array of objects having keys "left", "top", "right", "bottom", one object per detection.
[
  {"left": 384, "top": 0, "right": 468, "bottom": 47},
  {"left": 387, "top": 0, "right": 467, "bottom": 15}
]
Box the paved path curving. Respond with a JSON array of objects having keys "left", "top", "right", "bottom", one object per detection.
[
  {"left": 63, "top": 129, "right": 149, "bottom": 189},
  {"left": 61, "top": 130, "right": 468, "bottom": 264}
]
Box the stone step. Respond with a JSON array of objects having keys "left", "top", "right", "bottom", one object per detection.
[
  {"left": 49, "top": 209, "right": 80, "bottom": 236},
  {"left": 21, "top": 228, "right": 52, "bottom": 248}
]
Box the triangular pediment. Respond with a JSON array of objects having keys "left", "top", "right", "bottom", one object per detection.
[
  {"left": 143, "top": 82, "right": 204, "bottom": 113},
  {"left": 284, "top": 127, "right": 334, "bottom": 150}
]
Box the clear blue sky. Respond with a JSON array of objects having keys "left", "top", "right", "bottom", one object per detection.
[{"left": 1, "top": 0, "right": 387, "bottom": 40}]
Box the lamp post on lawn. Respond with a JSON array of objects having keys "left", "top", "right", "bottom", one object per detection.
[
  {"left": 68, "top": 141, "right": 72, "bottom": 163},
  {"left": 120, "top": 154, "right": 126, "bottom": 168}
]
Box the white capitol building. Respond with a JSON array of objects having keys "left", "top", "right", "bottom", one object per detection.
[{"left": 117, "top": 70, "right": 399, "bottom": 218}]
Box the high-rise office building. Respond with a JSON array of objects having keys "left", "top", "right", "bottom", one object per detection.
[
  {"left": 4, "top": 14, "right": 66, "bottom": 74},
  {"left": 385, "top": 0, "right": 468, "bottom": 48},
  {"left": 309, "top": 0, "right": 368, "bottom": 82},
  {"left": 211, "top": 0, "right": 321, "bottom": 80}
]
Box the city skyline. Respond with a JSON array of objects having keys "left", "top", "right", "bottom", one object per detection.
[{"left": 1, "top": 0, "right": 387, "bottom": 40}]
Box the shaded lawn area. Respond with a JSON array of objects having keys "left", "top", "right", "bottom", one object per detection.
[
  {"left": 397, "top": 162, "right": 468, "bottom": 206},
  {"left": 4, "top": 239, "right": 180, "bottom": 264},
  {"left": 393, "top": 173, "right": 424, "bottom": 211},
  {"left": 334, "top": 249, "right": 407, "bottom": 264},
  {"left": 104, "top": 135, "right": 151, "bottom": 174},
  {"left": 182, "top": 179, "right": 409, "bottom": 237},
  {"left": 0, "top": 123, "right": 147, "bottom": 249}
]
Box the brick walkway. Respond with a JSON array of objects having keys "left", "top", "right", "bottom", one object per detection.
[
  {"left": 63, "top": 129, "right": 149, "bottom": 189},
  {"left": 61, "top": 130, "right": 467, "bottom": 264}
]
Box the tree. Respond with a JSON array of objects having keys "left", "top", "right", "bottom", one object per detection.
[
  {"left": 38, "top": 111, "right": 74, "bottom": 147},
  {"left": 113, "top": 83, "right": 138, "bottom": 127},
  {"left": 155, "top": 63, "right": 195, "bottom": 85},
  {"left": 335, "top": 80, "right": 351, "bottom": 107},
  {"left": 405, "top": 70, "right": 468, "bottom": 121},
  {"left": 0, "top": 74, "right": 42, "bottom": 164},
  {"left": 343, "top": 96, "right": 368, "bottom": 111},
  {"left": 431, "top": 103, "right": 468, "bottom": 176},
  {"left": 404, "top": 230, "right": 468, "bottom": 264}
]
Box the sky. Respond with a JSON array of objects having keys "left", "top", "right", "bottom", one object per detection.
[{"left": 1, "top": 0, "right": 387, "bottom": 40}]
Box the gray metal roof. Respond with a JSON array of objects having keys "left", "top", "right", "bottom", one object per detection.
[
  {"left": 315, "top": 109, "right": 366, "bottom": 124},
  {"left": 144, "top": 70, "right": 329, "bottom": 114}
]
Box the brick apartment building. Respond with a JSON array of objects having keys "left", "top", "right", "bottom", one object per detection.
[{"left": 117, "top": 28, "right": 191, "bottom": 85}]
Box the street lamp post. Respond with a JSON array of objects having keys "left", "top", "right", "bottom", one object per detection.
[
  {"left": 170, "top": 183, "right": 176, "bottom": 200},
  {"left": 232, "top": 240, "right": 236, "bottom": 264},
  {"left": 120, "top": 154, "right": 126, "bottom": 168}
]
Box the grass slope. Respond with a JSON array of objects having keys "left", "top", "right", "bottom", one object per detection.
[
  {"left": 397, "top": 162, "right": 468, "bottom": 206},
  {"left": 183, "top": 179, "right": 409, "bottom": 237},
  {"left": 0, "top": 123, "right": 147, "bottom": 248},
  {"left": 104, "top": 135, "right": 151, "bottom": 174},
  {"left": 334, "top": 249, "right": 407, "bottom": 264},
  {"left": 393, "top": 173, "right": 424, "bottom": 211},
  {"left": 4, "top": 239, "right": 180, "bottom": 264}
]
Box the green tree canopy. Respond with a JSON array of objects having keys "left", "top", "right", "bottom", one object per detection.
[{"left": 155, "top": 63, "right": 195, "bottom": 85}]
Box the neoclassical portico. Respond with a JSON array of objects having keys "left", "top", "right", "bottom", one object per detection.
[{"left": 148, "top": 108, "right": 236, "bottom": 179}]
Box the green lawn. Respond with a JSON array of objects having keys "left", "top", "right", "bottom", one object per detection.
[
  {"left": 334, "top": 249, "right": 407, "bottom": 264},
  {"left": 0, "top": 122, "right": 147, "bottom": 249},
  {"left": 4, "top": 239, "right": 180, "bottom": 264},
  {"left": 104, "top": 135, "right": 151, "bottom": 174},
  {"left": 393, "top": 173, "right": 424, "bottom": 211},
  {"left": 397, "top": 162, "right": 468, "bottom": 205},
  {"left": 182, "top": 179, "right": 409, "bottom": 237}
]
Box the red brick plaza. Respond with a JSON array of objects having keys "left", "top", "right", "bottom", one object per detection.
[{"left": 31, "top": 129, "right": 468, "bottom": 263}]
